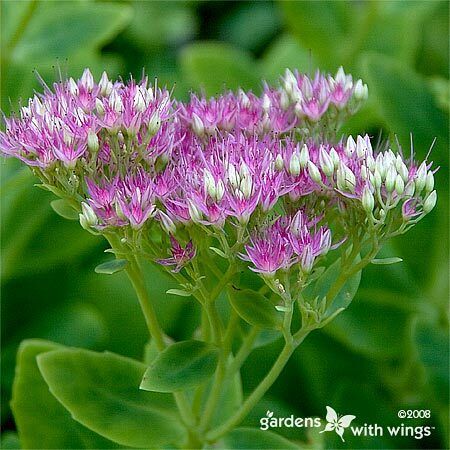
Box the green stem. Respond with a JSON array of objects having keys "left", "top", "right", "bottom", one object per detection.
[
  {"left": 199, "top": 309, "right": 239, "bottom": 432},
  {"left": 125, "top": 257, "right": 166, "bottom": 350},
  {"left": 226, "top": 326, "right": 259, "bottom": 377},
  {"left": 206, "top": 342, "right": 296, "bottom": 442}
]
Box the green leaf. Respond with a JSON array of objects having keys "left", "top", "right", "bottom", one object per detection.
[
  {"left": 209, "top": 246, "right": 227, "bottom": 258},
  {"left": 50, "top": 199, "right": 79, "bottom": 220},
  {"left": 222, "top": 427, "right": 299, "bottom": 449},
  {"left": 179, "top": 42, "right": 260, "bottom": 96},
  {"left": 94, "top": 259, "right": 128, "bottom": 275},
  {"left": 230, "top": 289, "right": 282, "bottom": 330},
  {"left": 166, "top": 288, "right": 192, "bottom": 297},
  {"left": 372, "top": 257, "right": 403, "bottom": 265},
  {"left": 11, "top": 2, "right": 132, "bottom": 63},
  {"left": 0, "top": 432, "right": 20, "bottom": 449},
  {"left": 361, "top": 53, "right": 448, "bottom": 164},
  {"left": 306, "top": 257, "right": 361, "bottom": 317},
  {"left": 140, "top": 340, "right": 219, "bottom": 393},
  {"left": 260, "top": 34, "right": 317, "bottom": 84},
  {"left": 11, "top": 340, "right": 118, "bottom": 449},
  {"left": 279, "top": 1, "right": 349, "bottom": 69},
  {"left": 37, "top": 348, "right": 185, "bottom": 448}
]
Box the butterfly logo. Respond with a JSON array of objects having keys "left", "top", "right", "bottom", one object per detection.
[{"left": 320, "top": 406, "right": 356, "bottom": 442}]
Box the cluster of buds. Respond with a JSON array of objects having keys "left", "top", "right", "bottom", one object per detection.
[{"left": 0, "top": 68, "right": 437, "bottom": 277}]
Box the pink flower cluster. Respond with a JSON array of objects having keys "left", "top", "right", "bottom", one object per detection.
[
  {"left": 240, "top": 212, "right": 331, "bottom": 275},
  {"left": 0, "top": 69, "right": 437, "bottom": 275}
]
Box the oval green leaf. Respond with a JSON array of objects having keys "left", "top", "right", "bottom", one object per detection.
[
  {"left": 37, "top": 348, "right": 185, "bottom": 448},
  {"left": 11, "top": 340, "right": 118, "bottom": 449},
  {"left": 222, "top": 427, "right": 299, "bottom": 449},
  {"left": 95, "top": 259, "right": 128, "bottom": 275},
  {"left": 140, "top": 340, "right": 219, "bottom": 393},
  {"left": 50, "top": 199, "right": 79, "bottom": 220},
  {"left": 230, "top": 289, "right": 282, "bottom": 330}
]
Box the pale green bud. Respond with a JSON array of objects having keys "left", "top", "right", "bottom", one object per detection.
[
  {"left": 289, "top": 152, "right": 301, "bottom": 176},
  {"left": 395, "top": 175, "right": 405, "bottom": 195},
  {"left": 361, "top": 186, "right": 375, "bottom": 213},
  {"left": 307, "top": 161, "right": 322, "bottom": 183},
  {"left": 275, "top": 154, "right": 284, "bottom": 171},
  {"left": 423, "top": 190, "right": 437, "bottom": 213},
  {"left": 87, "top": 131, "right": 99, "bottom": 153},
  {"left": 299, "top": 144, "right": 309, "bottom": 169},
  {"left": 425, "top": 171, "right": 434, "bottom": 193}
]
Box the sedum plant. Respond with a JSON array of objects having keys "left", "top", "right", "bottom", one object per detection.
[{"left": 1, "top": 67, "right": 437, "bottom": 449}]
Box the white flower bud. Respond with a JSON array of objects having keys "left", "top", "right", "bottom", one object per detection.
[
  {"left": 192, "top": 113, "right": 204, "bottom": 136},
  {"left": 283, "top": 69, "right": 297, "bottom": 96},
  {"left": 345, "top": 136, "right": 356, "bottom": 157},
  {"left": 425, "top": 171, "right": 434, "bottom": 193},
  {"left": 68, "top": 78, "right": 79, "bottom": 96},
  {"left": 215, "top": 179, "right": 225, "bottom": 201},
  {"left": 79, "top": 202, "right": 98, "bottom": 230},
  {"left": 395, "top": 174, "right": 405, "bottom": 195},
  {"left": 204, "top": 170, "right": 217, "bottom": 199},
  {"left": 307, "top": 161, "right": 322, "bottom": 183},
  {"left": 227, "top": 164, "right": 239, "bottom": 189},
  {"left": 395, "top": 155, "right": 409, "bottom": 182},
  {"left": 148, "top": 112, "right": 161, "bottom": 136},
  {"left": 414, "top": 162, "right": 427, "bottom": 193},
  {"left": 81, "top": 68, "right": 94, "bottom": 92},
  {"left": 110, "top": 90, "right": 123, "bottom": 113},
  {"left": 133, "top": 89, "right": 146, "bottom": 113},
  {"left": 240, "top": 175, "right": 253, "bottom": 199},
  {"left": 329, "top": 147, "right": 340, "bottom": 169},
  {"left": 238, "top": 89, "right": 251, "bottom": 108},
  {"left": 354, "top": 79, "right": 368, "bottom": 100},
  {"left": 95, "top": 98, "right": 105, "bottom": 116},
  {"left": 361, "top": 186, "right": 375, "bottom": 213},
  {"left": 423, "top": 190, "right": 437, "bottom": 213},
  {"left": 280, "top": 90, "right": 290, "bottom": 110},
  {"left": 289, "top": 152, "right": 301, "bottom": 176},
  {"left": 356, "top": 135, "right": 367, "bottom": 158},
  {"left": 319, "top": 147, "right": 334, "bottom": 177},
  {"left": 99, "top": 71, "right": 113, "bottom": 96},
  {"left": 87, "top": 131, "right": 99, "bottom": 153},
  {"left": 187, "top": 200, "right": 202, "bottom": 223},
  {"left": 159, "top": 211, "right": 176, "bottom": 234},
  {"left": 299, "top": 144, "right": 309, "bottom": 169},
  {"left": 262, "top": 94, "right": 271, "bottom": 112},
  {"left": 404, "top": 182, "right": 415, "bottom": 197},
  {"left": 275, "top": 154, "right": 284, "bottom": 171},
  {"left": 385, "top": 166, "right": 397, "bottom": 193}
]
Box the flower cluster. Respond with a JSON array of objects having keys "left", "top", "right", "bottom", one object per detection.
[{"left": 0, "top": 68, "right": 437, "bottom": 277}]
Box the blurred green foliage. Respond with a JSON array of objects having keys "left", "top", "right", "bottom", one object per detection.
[{"left": 1, "top": 1, "right": 448, "bottom": 449}]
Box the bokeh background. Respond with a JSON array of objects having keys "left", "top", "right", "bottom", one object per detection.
[{"left": 1, "top": 1, "right": 448, "bottom": 449}]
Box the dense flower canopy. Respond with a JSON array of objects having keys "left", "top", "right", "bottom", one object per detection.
[{"left": 0, "top": 68, "right": 436, "bottom": 276}]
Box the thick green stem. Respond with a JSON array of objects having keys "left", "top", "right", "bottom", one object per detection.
[{"left": 206, "top": 342, "right": 296, "bottom": 442}]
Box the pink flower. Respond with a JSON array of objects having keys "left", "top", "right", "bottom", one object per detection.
[{"left": 156, "top": 236, "right": 196, "bottom": 272}]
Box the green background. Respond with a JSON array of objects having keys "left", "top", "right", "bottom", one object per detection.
[{"left": 1, "top": 1, "right": 448, "bottom": 449}]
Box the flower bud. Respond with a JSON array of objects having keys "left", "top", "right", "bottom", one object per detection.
[
  {"left": 385, "top": 166, "right": 397, "bottom": 193},
  {"left": 192, "top": 113, "right": 204, "bottom": 136},
  {"left": 423, "top": 190, "right": 437, "bottom": 213},
  {"left": 87, "top": 131, "right": 99, "bottom": 153},
  {"left": 289, "top": 152, "right": 301, "bottom": 176},
  {"left": 68, "top": 78, "right": 79, "bottom": 96},
  {"left": 204, "top": 169, "right": 217, "bottom": 199},
  {"left": 81, "top": 68, "right": 94, "bottom": 92},
  {"left": 299, "top": 144, "right": 309, "bottom": 169},
  {"left": 395, "top": 175, "right": 405, "bottom": 195},
  {"left": 79, "top": 202, "right": 98, "bottom": 230},
  {"left": 99, "top": 71, "right": 113, "bottom": 96},
  {"left": 275, "top": 154, "right": 284, "bottom": 171},
  {"left": 415, "top": 162, "right": 427, "bottom": 193},
  {"left": 95, "top": 98, "right": 105, "bottom": 116},
  {"left": 425, "top": 171, "right": 434, "bottom": 193},
  {"left": 240, "top": 175, "right": 253, "bottom": 198},
  {"left": 404, "top": 181, "right": 415, "bottom": 197},
  {"left": 110, "top": 90, "right": 124, "bottom": 114},
  {"left": 215, "top": 179, "right": 225, "bottom": 201},
  {"left": 319, "top": 147, "right": 334, "bottom": 176},
  {"left": 227, "top": 164, "right": 239, "bottom": 189},
  {"left": 307, "top": 161, "right": 322, "bottom": 183},
  {"left": 329, "top": 147, "right": 340, "bottom": 169},
  {"left": 345, "top": 136, "right": 356, "bottom": 156},
  {"left": 361, "top": 186, "right": 374, "bottom": 213},
  {"left": 133, "top": 89, "right": 146, "bottom": 113},
  {"left": 262, "top": 94, "right": 271, "bottom": 113},
  {"left": 148, "top": 112, "right": 161, "bottom": 136},
  {"left": 280, "top": 90, "right": 290, "bottom": 110},
  {"left": 159, "top": 211, "right": 176, "bottom": 234},
  {"left": 283, "top": 69, "right": 297, "bottom": 96},
  {"left": 187, "top": 199, "right": 202, "bottom": 223},
  {"left": 354, "top": 79, "right": 368, "bottom": 100}
]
